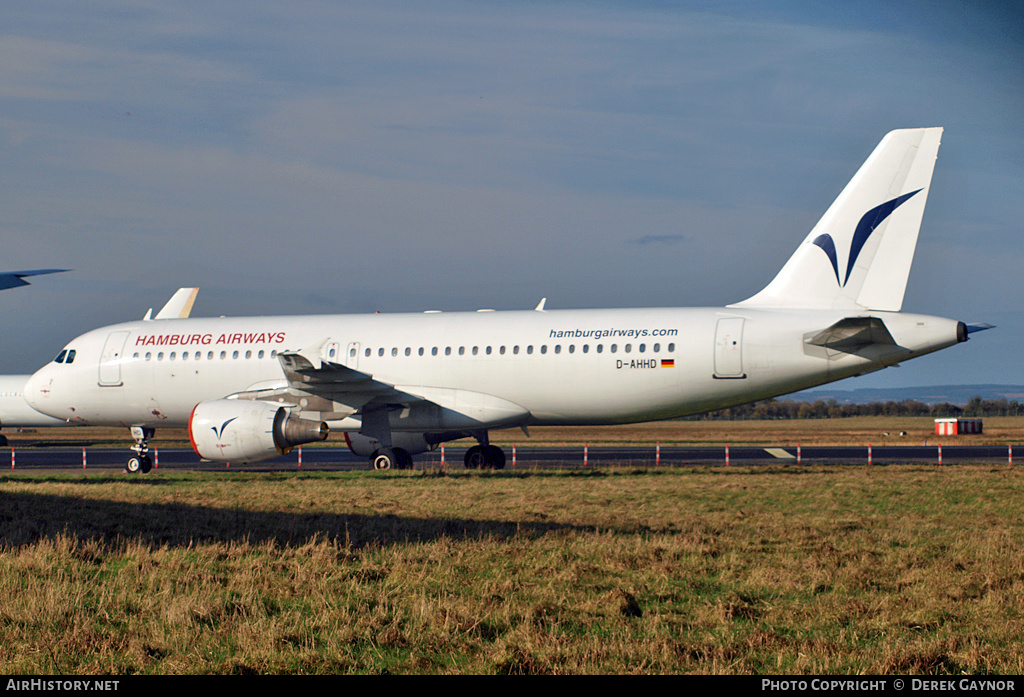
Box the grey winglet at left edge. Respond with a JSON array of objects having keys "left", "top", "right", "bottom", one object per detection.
[{"left": 0, "top": 269, "right": 68, "bottom": 292}]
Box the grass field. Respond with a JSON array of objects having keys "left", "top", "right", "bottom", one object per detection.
[{"left": 3, "top": 458, "right": 1024, "bottom": 674}]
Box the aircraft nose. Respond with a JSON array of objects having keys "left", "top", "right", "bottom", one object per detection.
[{"left": 23, "top": 367, "right": 55, "bottom": 414}]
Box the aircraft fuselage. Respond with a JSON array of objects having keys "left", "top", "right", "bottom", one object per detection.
[{"left": 24, "top": 306, "right": 963, "bottom": 431}]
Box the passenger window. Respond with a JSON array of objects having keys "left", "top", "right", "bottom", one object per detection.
[
  {"left": 610, "top": 344, "right": 617, "bottom": 353},
  {"left": 653, "top": 343, "right": 660, "bottom": 352},
  {"left": 624, "top": 344, "right": 631, "bottom": 353},
  {"left": 668, "top": 343, "right": 676, "bottom": 352}
]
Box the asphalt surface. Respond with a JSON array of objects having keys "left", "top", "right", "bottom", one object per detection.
[{"left": 3, "top": 443, "right": 1017, "bottom": 473}]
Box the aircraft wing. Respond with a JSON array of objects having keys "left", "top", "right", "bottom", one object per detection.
[
  {"left": 230, "top": 342, "right": 529, "bottom": 431},
  {"left": 0, "top": 269, "right": 67, "bottom": 291},
  {"left": 228, "top": 346, "right": 426, "bottom": 421},
  {"left": 278, "top": 350, "right": 422, "bottom": 408}
]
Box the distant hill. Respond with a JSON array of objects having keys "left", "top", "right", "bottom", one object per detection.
[{"left": 784, "top": 385, "right": 1024, "bottom": 406}]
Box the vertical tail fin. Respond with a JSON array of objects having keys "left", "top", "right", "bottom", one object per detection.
[{"left": 733, "top": 128, "right": 943, "bottom": 311}]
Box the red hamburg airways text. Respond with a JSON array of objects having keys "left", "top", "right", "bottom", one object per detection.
[{"left": 135, "top": 332, "right": 286, "bottom": 347}]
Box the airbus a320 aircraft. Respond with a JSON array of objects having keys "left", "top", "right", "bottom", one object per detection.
[{"left": 24, "top": 128, "right": 989, "bottom": 473}]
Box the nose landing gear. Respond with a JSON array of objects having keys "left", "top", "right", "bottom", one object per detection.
[{"left": 126, "top": 426, "right": 154, "bottom": 474}]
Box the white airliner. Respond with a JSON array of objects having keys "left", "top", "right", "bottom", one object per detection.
[
  {"left": 0, "top": 288, "right": 202, "bottom": 443},
  {"left": 0, "top": 375, "right": 66, "bottom": 432},
  {"left": 23, "top": 128, "right": 989, "bottom": 473}
]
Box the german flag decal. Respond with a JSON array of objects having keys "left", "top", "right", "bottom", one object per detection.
[{"left": 661, "top": 359, "right": 675, "bottom": 368}]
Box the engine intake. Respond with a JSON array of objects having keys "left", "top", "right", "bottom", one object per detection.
[{"left": 189, "top": 399, "right": 328, "bottom": 463}]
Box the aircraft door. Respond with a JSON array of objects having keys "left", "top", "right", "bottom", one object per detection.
[
  {"left": 323, "top": 341, "right": 341, "bottom": 364},
  {"left": 713, "top": 318, "right": 746, "bottom": 379},
  {"left": 345, "top": 342, "right": 360, "bottom": 370},
  {"left": 98, "top": 331, "right": 130, "bottom": 386}
]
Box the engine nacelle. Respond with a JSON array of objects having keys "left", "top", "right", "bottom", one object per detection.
[
  {"left": 189, "top": 399, "right": 328, "bottom": 462},
  {"left": 344, "top": 431, "right": 432, "bottom": 457}
]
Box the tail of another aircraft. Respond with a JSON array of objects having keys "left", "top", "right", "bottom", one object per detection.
[{"left": 733, "top": 127, "right": 943, "bottom": 312}]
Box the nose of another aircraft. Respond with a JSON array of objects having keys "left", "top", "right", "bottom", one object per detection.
[{"left": 23, "top": 366, "right": 56, "bottom": 416}]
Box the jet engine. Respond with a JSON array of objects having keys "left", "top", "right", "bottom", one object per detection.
[{"left": 189, "top": 399, "right": 328, "bottom": 462}]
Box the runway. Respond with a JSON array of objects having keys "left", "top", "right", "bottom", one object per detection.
[{"left": 4, "top": 443, "right": 1016, "bottom": 472}]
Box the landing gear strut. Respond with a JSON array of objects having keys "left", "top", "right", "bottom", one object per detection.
[{"left": 127, "top": 426, "right": 154, "bottom": 474}]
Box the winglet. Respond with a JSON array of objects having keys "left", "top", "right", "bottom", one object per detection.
[{"left": 535, "top": 298, "right": 547, "bottom": 312}]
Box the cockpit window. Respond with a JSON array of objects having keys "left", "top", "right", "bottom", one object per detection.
[{"left": 53, "top": 348, "right": 76, "bottom": 364}]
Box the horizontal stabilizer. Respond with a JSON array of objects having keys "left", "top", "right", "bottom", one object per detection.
[
  {"left": 964, "top": 323, "right": 995, "bottom": 336},
  {"left": 806, "top": 316, "right": 897, "bottom": 352}
]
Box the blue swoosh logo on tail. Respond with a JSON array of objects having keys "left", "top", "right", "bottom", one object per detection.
[{"left": 812, "top": 189, "right": 923, "bottom": 287}]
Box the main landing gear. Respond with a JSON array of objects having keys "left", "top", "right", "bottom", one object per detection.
[
  {"left": 464, "top": 443, "right": 506, "bottom": 470},
  {"left": 371, "top": 447, "right": 414, "bottom": 470},
  {"left": 126, "top": 426, "right": 154, "bottom": 474}
]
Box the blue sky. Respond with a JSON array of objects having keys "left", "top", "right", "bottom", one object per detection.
[{"left": 1, "top": 1, "right": 1021, "bottom": 389}]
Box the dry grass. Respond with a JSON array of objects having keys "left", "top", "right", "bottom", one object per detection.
[{"left": 2, "top": 464, "right": 1024, "bottom": 674}]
